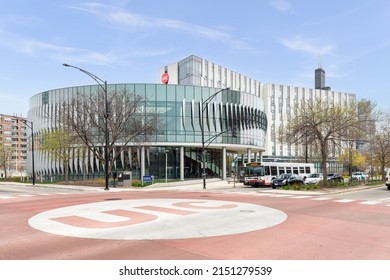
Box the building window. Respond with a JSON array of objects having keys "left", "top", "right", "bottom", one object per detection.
[{"left": 42, "top": 91, "right": 49, "bottom": 105}]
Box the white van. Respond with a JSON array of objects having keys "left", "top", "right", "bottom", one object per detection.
[{"left": 386, "top": 169, "right": 390, "bottom": 190}]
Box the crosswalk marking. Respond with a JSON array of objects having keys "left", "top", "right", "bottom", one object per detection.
[
  {"left": 359, "top": 201, "right": 381, "bottom": 205},
  {"left": 334, "top": 199, "right": 355, "bottom": 203},
  {"left": 311, "top": 197, "right": 331, "bottom": 200},
  {"left": 1, "top": 188, "right": 388, "bottom": 208},
  {"left": 54, "top": 192, "right": 72, "bottom": 195},
  {"left": 0, "top": 196, "right": 15, "bottom": 199}
]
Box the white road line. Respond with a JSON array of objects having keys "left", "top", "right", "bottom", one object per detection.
[
  {"left": 254, "top": 193, "right": 272, "bottom": 196},
  {"left": 334, "top": 199, "right": 355, "bottom": 203},
  {"left": 19, "top": 194, "right": 35, "bottom": 197},
  {"left": 231, "top": 192, "right": 251, "bottom": 195},
  {"left": 359, "top": 201, "right": 382, "bottom": 205},
  {"left": 290, "top": 196, "right": 313, "bottom": 199},
  {"left": 0, "top": 196, "right": 15, "bottom": 199},
  {"left": 54, "top": 192, "right": 73, "bottom": 195},
  {"left": 270, "top": 194, "right": 293, "bottom": 197},
  {"left": 311, "top": 197, "right": 332, "bottom": 200}
]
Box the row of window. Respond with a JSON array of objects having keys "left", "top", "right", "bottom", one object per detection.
[{"left": 183, "top": 100, "right": 267, "bottom": 133}]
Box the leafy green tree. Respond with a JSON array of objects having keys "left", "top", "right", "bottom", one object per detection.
[
  {"left": 40, "top": 129, "right": 80, "bottom": 181},
  {"left": 282, "top": 99, "right": 375, "bottom": 186},
  {"left": 0, "top": 144, "right": 12, "bottom": 179},
  {"left": 370, "top": 112, "right": 390, "bottom": 180},
  {"left": 338, "top": 149, "right": 367, "bottom": 173}
]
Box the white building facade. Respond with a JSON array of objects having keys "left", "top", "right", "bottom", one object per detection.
[{"left": 161, "top": 55, "right": 356, "bottom": 168}]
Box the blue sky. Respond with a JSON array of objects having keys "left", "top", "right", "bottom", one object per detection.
[{"left": 1, "top": 0, "right": 390, "bottom": 116}]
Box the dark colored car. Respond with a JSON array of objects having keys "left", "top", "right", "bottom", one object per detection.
[
  {"left": 327, "top": 173, "right": 344, "bottom": 183},
  {"left": 271, "top": 173, "right": 305, "bottom": 189}
]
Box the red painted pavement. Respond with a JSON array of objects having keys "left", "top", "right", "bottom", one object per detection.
[{"left": 1, "top": 190, "right": 389, "bottom": 260}]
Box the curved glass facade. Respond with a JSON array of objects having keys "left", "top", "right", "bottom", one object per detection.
[{"left": 27, "top": 84, "right": 267, "bottom": 181}]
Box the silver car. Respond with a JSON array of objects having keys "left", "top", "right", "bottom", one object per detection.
[{"left": 305, "top": 173, "right": 323, "bottom": 185}]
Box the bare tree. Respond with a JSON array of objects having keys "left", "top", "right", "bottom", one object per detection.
[
  {"left": 370, "top": 112, "right": 390, "bottom": 180},
  {"left": 282, "top": 99, "right": 375, "bottom": 186},
  {"left": 55, "top": 87, "right": 160, "bottom": 176},
  {"left": 0, "top": 144, "right": 13, "bottom": 179}
]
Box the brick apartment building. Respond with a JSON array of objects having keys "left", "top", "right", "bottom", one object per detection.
[{"left": 0, "top": 114, "right": 28, "bottom": 178}]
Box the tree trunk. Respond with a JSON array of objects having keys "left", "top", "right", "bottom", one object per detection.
[
  {"left": 320, "top": 140, "right": 328, "bottom": 187},
  {"left": 64, "top": 159, "right": 69, "bottom": 182}
]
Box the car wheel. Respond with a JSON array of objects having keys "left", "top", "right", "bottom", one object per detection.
[{"left": 388, "top": 185, "right": 390, "bottom": 191}]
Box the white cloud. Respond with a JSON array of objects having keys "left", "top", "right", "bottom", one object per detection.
[
  {"left": 68, "top": 2, "right": 254, "bottom": 51},
  {"left": 269, "top": 0, "right": 294, "bottom": 13},
  {"left": 279, "top": 35, "right": 334, "bottom": 56},
  {"left": 0, "top": 26, "right": 172, "bottom": 66}
]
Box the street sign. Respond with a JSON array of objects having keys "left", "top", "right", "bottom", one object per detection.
[{"left": 142, "top": 175, "right": 153, "bottom": 184}]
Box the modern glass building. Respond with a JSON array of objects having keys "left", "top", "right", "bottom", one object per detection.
[
  {"left": 161, "top": 55, "right": 356, "bottom": 172},
  {"left": 27, "top": 84, "right": 267, "bottom": 181}
]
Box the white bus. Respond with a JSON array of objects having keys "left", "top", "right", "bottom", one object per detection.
[{"left": 242, "top": 162, "right": 315, "bottom": 187}]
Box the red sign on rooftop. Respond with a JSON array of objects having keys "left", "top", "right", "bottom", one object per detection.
[{"left": 161, "top": 72, "right": 169, "bottom": 84}]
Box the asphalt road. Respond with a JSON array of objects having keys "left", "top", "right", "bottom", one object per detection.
[{"left": 1, "top": 181, "right": 390, "bottom": 260}]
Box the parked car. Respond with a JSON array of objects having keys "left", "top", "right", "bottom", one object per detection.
[
  {"left": 305, "top": 173, "right": 324, "bottom": 185},
  {"left": 327, "top": 173, "right": 344, "bottom": 183},
  {"left": 386, "top": 169, "right": 390, "bottom": 190},
  {"left": 351, "top": 172, "right": 369, "bottom": 181},
  {"left": 271, "top": 173, "right": 305, "bottom": 189}
]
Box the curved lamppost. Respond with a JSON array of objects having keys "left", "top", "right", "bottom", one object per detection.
[
  {"left": 63, "top": 64, "right": 110, "bottom": 191},
  {"left": 21, "top": 119, "right": 35, "bottom": 185},
  {"left": 201, "top": 87, "right": 230, "bottom": 189}
]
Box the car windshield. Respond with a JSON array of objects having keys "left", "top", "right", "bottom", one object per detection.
[
  {"left": 275, "top": 174, "right": 290, "bottom": 179},
  {"left": 309, "top": 173, "right": 321, "bottom": 178}
]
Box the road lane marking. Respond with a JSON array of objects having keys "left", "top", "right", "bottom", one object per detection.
[
  {"left": 359, "top": 201, "right": 382, "bottom": 205},
  {"left": 290, "top": 196, "right": 313, "bottom": 199},
  {"left": 0, "top": 196, "right": 15, "bottom": 199},
  {"left": 334, "top": 199, "right": 355, "bottom": 203},
  {"left": 311, "top": 197, "right": 331, "bottom": 200}
]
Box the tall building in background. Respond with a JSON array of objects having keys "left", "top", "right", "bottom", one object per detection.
[
  {"left": 0, "top": 114, "right": 28, "bottom": 178},
  {"left": 315, "top": 67, "right": 331, "bottom": 91},
  {"left": 161, "top": 55, "right": 356, "bottom": 170},
  {"left": 315, "top": 68, "right": 325, "bottom": 89}
]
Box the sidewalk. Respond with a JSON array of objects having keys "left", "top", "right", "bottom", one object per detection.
[{"left": 1, "top": 178, "right": 383, "bottom": 195}]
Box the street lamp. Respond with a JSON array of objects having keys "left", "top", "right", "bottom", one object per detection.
[
  {"left": 63, "top": 63, "right": 110, "bottom": 191},
  {"left": 21, "top": 120, "right": 35, "bottom": 185},
  {"left": 164, "top": 149, "right": 169, "bottom": 183},
  {"left": 201, "top": 87, "right": 230, "bottom": 189}
]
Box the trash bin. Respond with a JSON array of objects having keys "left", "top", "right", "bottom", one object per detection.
[
  {"left": 117, "top": 172, "right": 124, "bottom": 186},
  {"left": 123, "top": 171, "right": 132, "bottom": 187}
]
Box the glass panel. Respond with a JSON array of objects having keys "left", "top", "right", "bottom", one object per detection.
[
  {"left": 146, "top": 84, "right": 156, "bottom": 101},
  {"left": 135, "top": 84, "right": 146, "bottom": 99}
]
